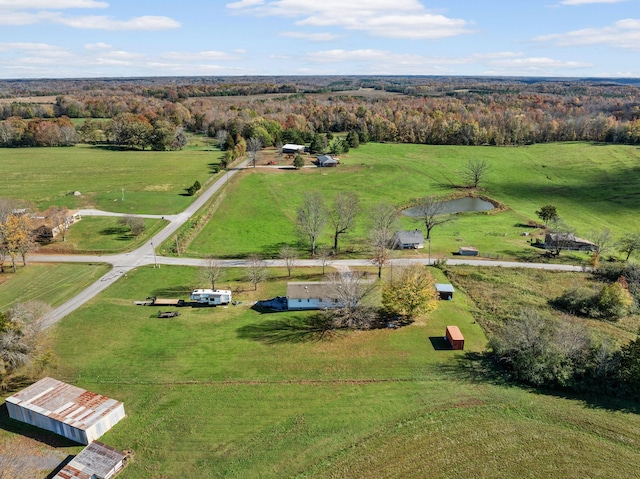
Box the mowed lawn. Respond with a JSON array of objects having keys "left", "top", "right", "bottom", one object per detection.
[
  {"left": 37, "top": 216, "right": 168, "bottom": 254},
  {"left": 0, "top": 143, "right": 221, "bottom": 214},
  {"left": 0, "top": 263, "right": 110, "bottom": 310},
  {"left": 25, "top": 265, "right": 640, "bottom": 478},
  {"left": 188, "top": 142, "right": 640, "bottom": 260}
]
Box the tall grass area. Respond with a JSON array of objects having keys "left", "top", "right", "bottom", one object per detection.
[
  {"left": 0, "top": 143, "right": 221, "bottom": 214},
  {"left": 188, "top": 142, "right": 640, "bottom": 260},
  {"left": 18, "top": 265, "right": 639, "bottom": 478},
  {"left": 0, "top": 263, "right": 110, "bottom": 310}
]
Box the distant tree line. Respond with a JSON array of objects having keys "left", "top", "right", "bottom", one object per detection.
[{"left": 2, "top": 77, "right": 640, "bottom": 149}]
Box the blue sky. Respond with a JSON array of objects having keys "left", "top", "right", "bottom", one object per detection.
[{"left": 0, "top": 0, "right": 638, "bottom": 79}]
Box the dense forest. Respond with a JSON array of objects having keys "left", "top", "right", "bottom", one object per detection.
[{"left": 1, "top": 76, "right": 639, "bottom": 148}]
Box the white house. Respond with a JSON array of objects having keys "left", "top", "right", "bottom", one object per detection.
[
  {"left": 190, "top": 289, "right": 232, "bottom": 305},
  {"left": 392, "top": 230, "right": 426, "bottom": 249},
  {"left": 53, "top": 441, "right": 128, "bottom": 479},
  {"left": 286, "top": 282, "right": 345, "bottom": 310},
  {"left": 5, "top": 377, "right": 125, "bottom": 445},
  {"left": 282, "top": 144, "right": 306, "bottom": 155}
]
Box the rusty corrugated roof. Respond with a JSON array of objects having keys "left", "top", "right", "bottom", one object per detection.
[
  {"left": 53, "top": 441, "right": 126, "bottom": 479},
  {"left": 6, "top": 377, "right": 123, "bottom": 431}
]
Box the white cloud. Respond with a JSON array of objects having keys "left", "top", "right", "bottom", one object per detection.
[
  {"left": 53, "top": 15, "right": 181, "bottom": 30},
  {"left": 535, "top": 18, "right": 640, "bottom": 49},
  {"left": 0, "top": 42, "right": 68, "bottom": 53},
  {"left": 0, "top": 10, "right": 56, "bottom": 25},
  {"left": 84, "top": 42, "right": 112, "bottom": 50},
  {"left": 0, "top": 0, "right": 108, "bottom": 9},
  {"left": 161, "top": 51, "right": 238, "bottom": 61},
  {"left": 226, "top": 0, "right": 264, "bottom": 8},
  {"left": 488, "top": 57, "right": 592, "bottom": 69},
  {"left": 280, "top": 31, "right": 340, "bottom": 41},
  {"left": 560, "top": 0, "right": 625, "bottom": 5},
  {"left": 227, "top": 0, "right": 474, "bottom": 39}
]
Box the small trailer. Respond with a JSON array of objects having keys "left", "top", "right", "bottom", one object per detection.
[
  {"left": 190, "top": 289, "right": 232, "bottom": 306},
  {"left": 445, "top": 325, "right": 465, "bottom": 350},
  {"left": 158, "top": 311, "right": 180, "bottom": 318},
  {"left": 152, "top": 298, "right": 184, "bottom": 307}
]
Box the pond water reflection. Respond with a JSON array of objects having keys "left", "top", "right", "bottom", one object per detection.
[{"left": 402, "top": 197, "right": 495, "bottom": 217}]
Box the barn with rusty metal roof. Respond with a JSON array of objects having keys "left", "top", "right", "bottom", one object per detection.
[
  {"left": 53, "top": 441, "right": 128, "bottom": 479},
  {"left": 5, "top": 377, "right": 125, "bottom": 445}
]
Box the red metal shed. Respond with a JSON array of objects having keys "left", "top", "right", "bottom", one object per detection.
[{"left": 445, "top": 326, "right": 465, "bottom": 350}]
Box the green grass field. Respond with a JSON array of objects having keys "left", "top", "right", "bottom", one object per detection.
[
  {"left": 0, "top": 143, "right": 221, "bottom": 214},
  {"left": 37, "top": 217, "right": 167, "bottom": 254},
  {"left": 0, "top": 265, "right": 633, "bottom": 478},
  {"left": 0, "top": 263, "right": 110, "bottom": 310},
  {"left": 187, "top": 142, "right": 640, "bottom": 261}
]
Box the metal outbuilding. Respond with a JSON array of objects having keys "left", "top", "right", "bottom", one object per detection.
[
  {"left": 435, "top": 283, "right": 455, "bottom": 300},
  {"left": 53, "top": 441, "right": 127, "bottom": 479},
  {"left": 445, "top": 326, "right": 465, "bottom": 350},
  {"left": 5, "top": 377, "right": 125, "bottom": 445}
]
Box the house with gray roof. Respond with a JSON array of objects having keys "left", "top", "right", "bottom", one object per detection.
[{"left": 392, "top": 230, "right": 426, "bottom": 249}]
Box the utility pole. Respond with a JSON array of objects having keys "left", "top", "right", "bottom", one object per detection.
[{"left": 151, "top": 242, "right": 158, "bottom": 268}]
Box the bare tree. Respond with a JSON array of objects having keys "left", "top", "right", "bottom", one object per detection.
[
  {"left": 247, "top": 137, "right": 262, "bottom": 168},
  {"left": 279, "top": 245, "right": 298, "bottom": 277},
  {"left": 317, "top": 247, "right": 332, "bottom": 275},
  {"left": 461, "top": 159, "right": 490, "bottom": 188},
  {"left": 589, "top": 229, "right": 614, "bottom": 256},
  {"left": 370, "top": 228, "right": 392, "bottom": 279},
  {"left": 1, "top": 301, "right": 50, "bottom": 378},
  {"left": 413, "top": 196, "right": 456, "bottom": 240},
  {"left": 296, "top": 191, "right": 327, "bottom": 256},
  {"left": 119, "top": 215, "right": 145, "bottom": 237},
  {"left": 245, "top": 254, "right": 269, "bottom": 290},
  {"left": 369, "top": 202, "right": 398, "bottom": 240},
  {"left": 330, "top": 192, "right": 359, "bottom": 251},
  {"left": 326, "top": 272, "right": 379, "bottom": 330},
  {"left": 199, "top": 256, "right": 225, "bottom": 290},
  {"left": 47, "top": 206, "right": 71, "bottom": 242},
  {"left": 368, "top": 203, "right": 398, "bottom": 278},
  {"left": 215, "top": 129, "right": 228, "bottom": 150}
]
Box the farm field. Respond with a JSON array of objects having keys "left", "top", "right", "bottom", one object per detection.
[
  {"left": 0, "top": 262, "right": 110, "bottom": 310},
  {"left": 0, "top": 143, "right": 221, "bottom": 214},
  {"left": 37, "top": 216, "right": 167, "bottom": 254},
  {"left": 188, "top": 142, "right": 640, "bottom": 261},
  {"left": 1, "top": 265, "right": 638, "bottom": 478}
]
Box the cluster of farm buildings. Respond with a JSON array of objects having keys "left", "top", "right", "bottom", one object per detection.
[{"left": 6, "top": 377, "right": 128, "bottom": 478}]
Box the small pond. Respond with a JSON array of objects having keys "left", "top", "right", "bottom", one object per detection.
[{"left": 402, "top": 197, "right": 495, "bottom": 217}]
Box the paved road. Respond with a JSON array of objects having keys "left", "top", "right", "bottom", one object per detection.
[{"left": 36, "top": 159, "right": 587, "bottom": 328}]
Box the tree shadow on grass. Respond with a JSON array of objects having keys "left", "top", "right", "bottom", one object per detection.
[
  {"left": 441, "top": 351, "right": 640, "bottom": 414},
  {"left": 99, "top": 226, "right": 134, "bottom": 242},
  {"left": 260, "top": 240, "right": 307, "bottom": 259},
  {"left": 0, "top": 404, "right": 79, "bottom": 448},
  {"left": 151, "top": 285, "right": 194, "bottom": 297},
  {"left": 237, "top": 314, "right": 339, "bottom": 344}
]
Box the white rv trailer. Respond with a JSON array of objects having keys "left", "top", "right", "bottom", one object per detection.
[{"left": 190, "top": 289, "right": 232, "bottom": 305}]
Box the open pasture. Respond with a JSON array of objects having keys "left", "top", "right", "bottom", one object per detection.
[
  {"left": 0, "top": 263, "right": 110, "bottom": 310},
  {"left": 0, "top": 143, "right": 221, "bottom": 214},
  {"left": 188, "top": 142, "right": 640, "bottom": 260},
  {"left": 0, "top": 264, "right": 628, "bottom": 478}
]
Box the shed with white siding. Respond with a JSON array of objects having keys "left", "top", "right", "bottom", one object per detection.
[
  {"left": 53, "top": 441, "right": 127, "bottom": 479},
  {"left": 5, "top": 377, "right": 125, "bottom": 445}
]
